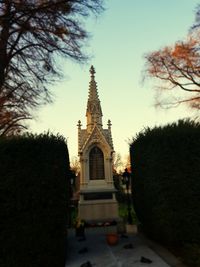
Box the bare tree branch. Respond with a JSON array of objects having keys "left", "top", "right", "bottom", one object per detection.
[
  {"left": 144, "top": 34, "right": 200, "bottom": 111},
  {"left": 0, "top": 0, "right": 104, "bottom": 135}
]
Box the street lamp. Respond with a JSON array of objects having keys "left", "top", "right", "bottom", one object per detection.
[{"left": 122, "top": 168, "right": 132, "bottom": 224}]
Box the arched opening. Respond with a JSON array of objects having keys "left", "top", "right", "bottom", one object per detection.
[{"left": 89, "top": 146, "right": 105, "bottom": 180}]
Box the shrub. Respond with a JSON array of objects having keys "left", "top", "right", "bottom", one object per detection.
[
  {"left": 130, "top": 120, "right": 200, "bottom": 245},
  {"left": 0, "top": 133, "right": 71, "bottom": 267}
]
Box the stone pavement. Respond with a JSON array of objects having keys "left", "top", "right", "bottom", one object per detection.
[{"left": 65, "top": 226, "right": 181, "bottom": 267}]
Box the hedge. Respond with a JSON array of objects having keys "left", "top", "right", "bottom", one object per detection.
[
  {"left": 130, "top": 120, "right": 200, "bottom": 245},
  {"left": 0, "top": 133, "right": 71, "bottom": 267}
]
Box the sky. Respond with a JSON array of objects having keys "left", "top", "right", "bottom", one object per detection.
[{"left": 29, "top": 0, "right": 200, "bottom": 163}]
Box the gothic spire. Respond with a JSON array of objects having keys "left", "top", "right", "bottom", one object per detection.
[
  {"left": 86, "top": 66, "right": 103, "bottom": 130},
  {"left": 88, "top": 65, "right": 99, "bottom": 102}
]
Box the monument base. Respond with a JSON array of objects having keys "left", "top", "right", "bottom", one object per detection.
[{"left": 78, "top": 191, "right": 119, "bottom": 222}]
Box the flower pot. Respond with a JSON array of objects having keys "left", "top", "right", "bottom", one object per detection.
[{"left": 106, "top": 233, "right": 119, "bottom": 246}]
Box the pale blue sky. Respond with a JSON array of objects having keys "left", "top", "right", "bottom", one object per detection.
[{"left": 29, "top": 0, "right": 199, "bottom": 162}]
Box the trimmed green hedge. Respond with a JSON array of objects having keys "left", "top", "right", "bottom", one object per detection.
[
  {"left": 130, "top": 120, "right": 200, "bottom": 245},
  {"left": 0, "top": 133, "right": 70, "bottom": 267}
]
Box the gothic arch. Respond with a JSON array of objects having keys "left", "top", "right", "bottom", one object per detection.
[{"left": 89, "top": 146, "right": 105, "bottom": 180}]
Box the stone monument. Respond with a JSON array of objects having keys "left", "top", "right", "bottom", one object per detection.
[{"left": 77, "top": 66, "right": 119, "bottom": 222}]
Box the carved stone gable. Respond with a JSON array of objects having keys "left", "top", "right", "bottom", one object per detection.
[{"left": 82, "top": 126, "right": 111, "bottom": 153}]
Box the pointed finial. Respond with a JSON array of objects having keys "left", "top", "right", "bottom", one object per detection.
[
  {"left": 77, "top": 120, "right": 82, "bottom": 129},
  {"left": 90, "top": 65, "right": 95, "bottom": 77},
  {"left": 107, "top": 119, "right": 112, "bottom": 129}
]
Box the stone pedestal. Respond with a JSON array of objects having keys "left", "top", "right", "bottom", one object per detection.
[{"left": 78, "top": 189, "right": 119, "bottom": 222}]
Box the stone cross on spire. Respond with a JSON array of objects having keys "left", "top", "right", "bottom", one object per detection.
[{"left": 90, "top": 65, "right": 96, "bottom": 77}]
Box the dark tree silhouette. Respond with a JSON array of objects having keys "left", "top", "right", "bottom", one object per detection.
[{"left": 0, "top": 0, "right": 103, "bottom": 135}]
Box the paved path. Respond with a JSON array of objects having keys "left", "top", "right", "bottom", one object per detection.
[{"left": 65, "top": 227, "right": 176, "bottom": 267}]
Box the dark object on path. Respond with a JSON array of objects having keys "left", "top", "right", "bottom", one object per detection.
[
  {"left": 76, "top": 225, "right": 85, "bottom": 237},
  {"left": 75, "top": 219, "right": 86, "bottom": 238},
  {"left": 120, "top": 234, "right": 128, "bottom": 238},
  {"left": 78, "top": 237, "right": 86, "bottom": 241},
  {"left": 140, "top": 256, "right": 153, "bottom": 263},
  {"left": 80, "top": 261, "right": 92, "bottom": 267},
  {"left": 78, "top": 247, "right": 88, "bottom": 254},
  {"left": 123, "top": 243, "right": 134, "bottom": 249}
]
